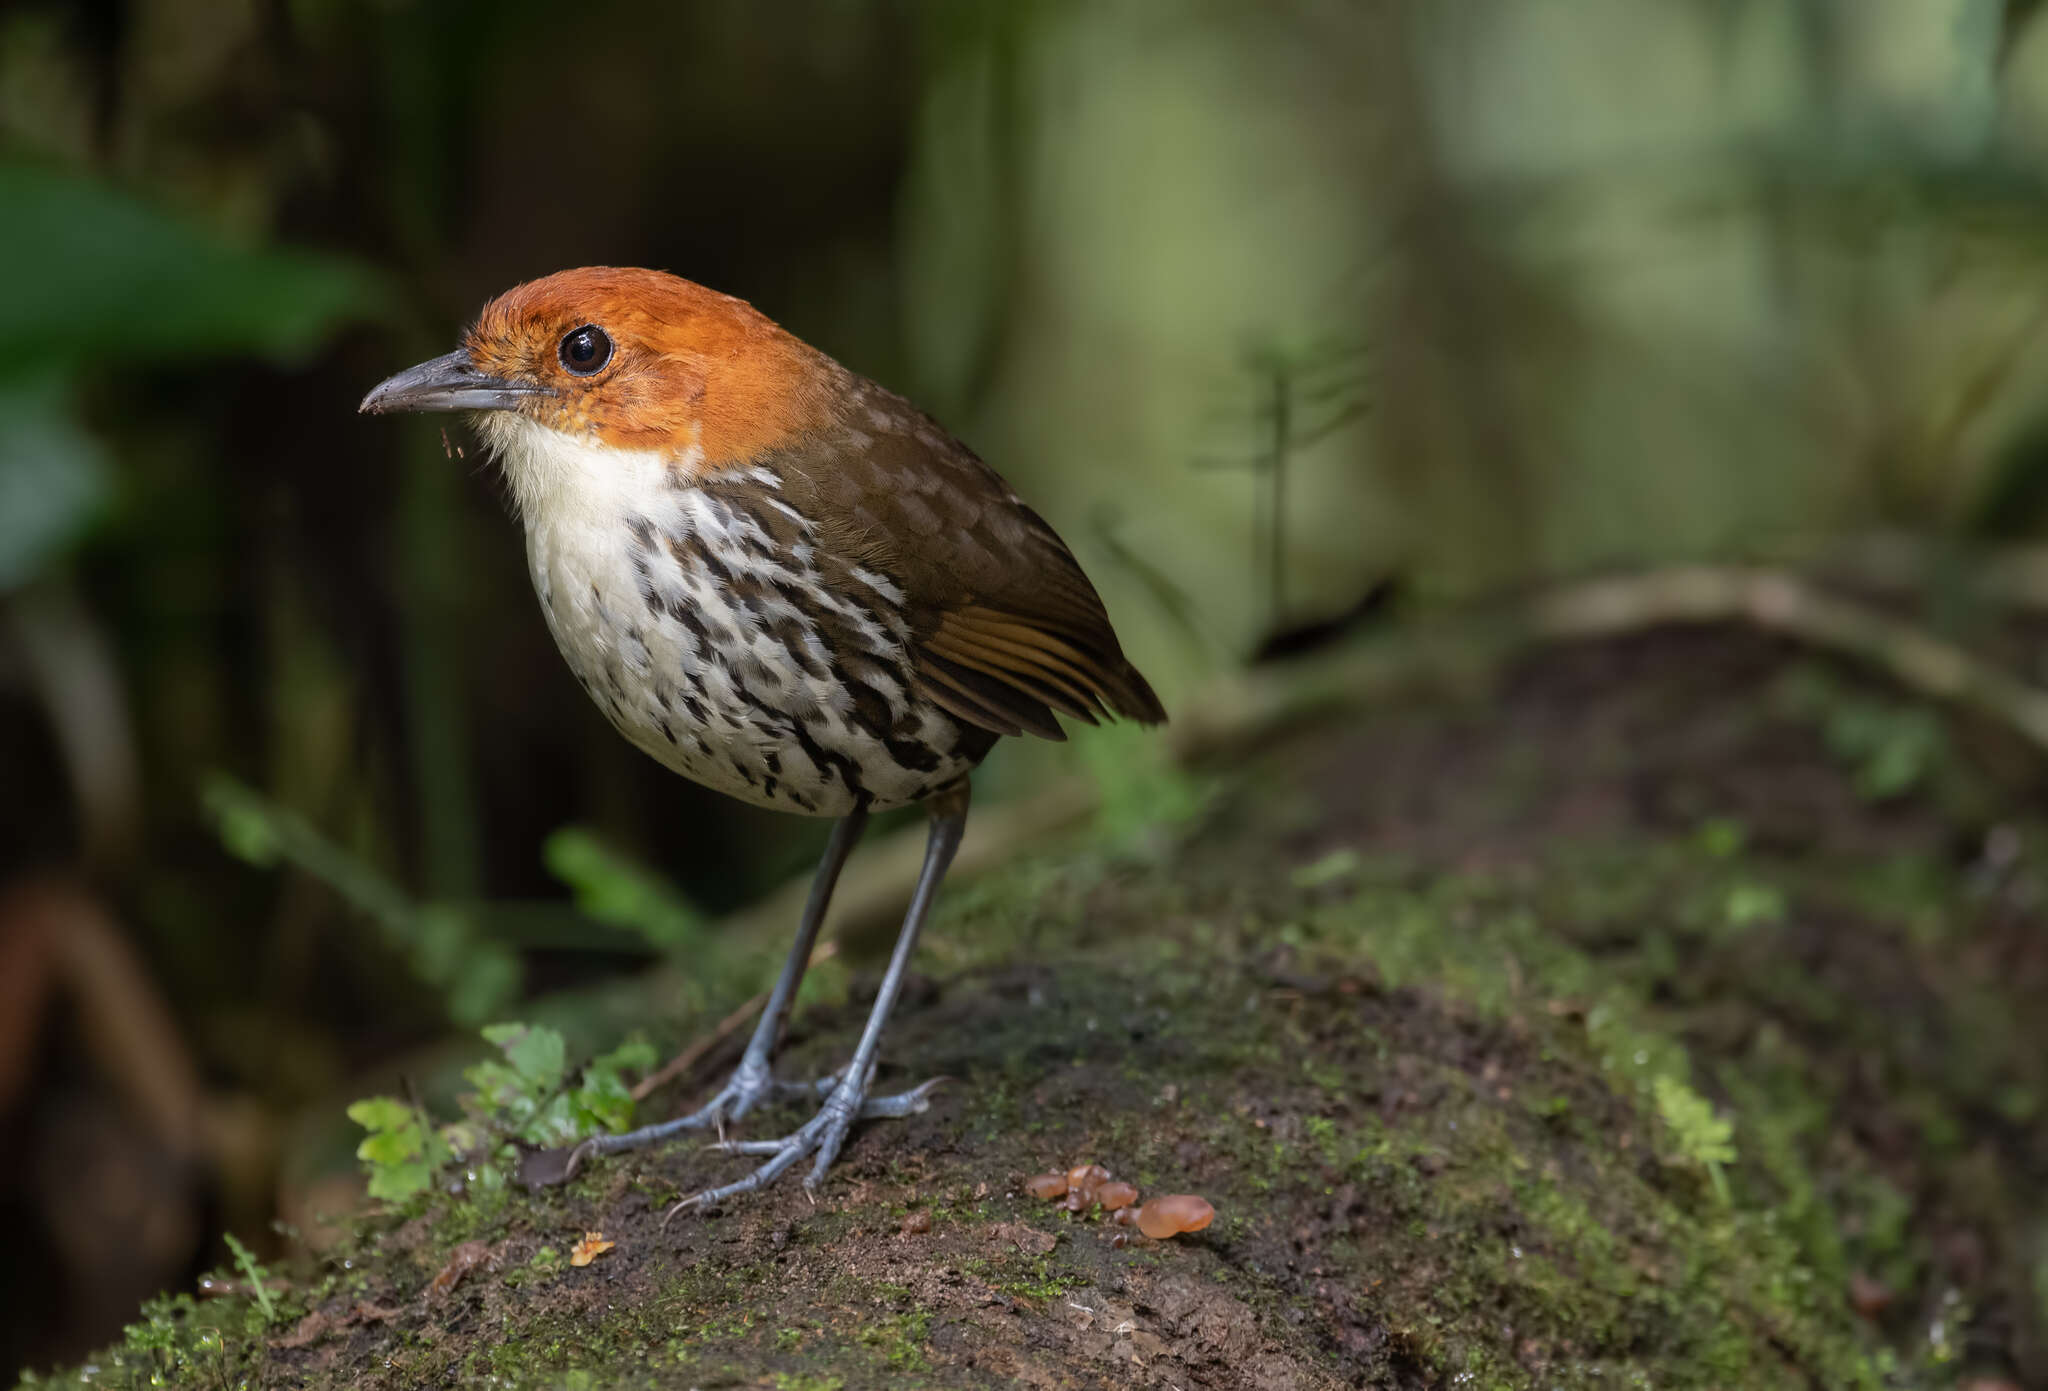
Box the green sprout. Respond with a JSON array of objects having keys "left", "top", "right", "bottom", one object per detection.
[
  {"left": 220, "top": 1232, "right": 277, "bottom": 1324},
  {"left": 1654, "top": 1074, "right": 1737, "bottom": 1204}
]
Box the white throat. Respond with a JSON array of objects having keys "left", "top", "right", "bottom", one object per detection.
[{"left": 472, "top": 411, "right": 698, "bottom": 529}]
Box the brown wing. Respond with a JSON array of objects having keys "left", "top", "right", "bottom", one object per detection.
[{"left": 766, "top": 381, "right": 1166, "bottom": 742}]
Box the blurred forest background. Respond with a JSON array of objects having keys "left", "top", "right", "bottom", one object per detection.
[{"left": 9, "top": 0, "right": 2048, "bottom": 1375}]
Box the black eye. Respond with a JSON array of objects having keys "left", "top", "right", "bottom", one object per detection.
[{"left": 558, "top": 324, "right": 612, "bottom": 376}]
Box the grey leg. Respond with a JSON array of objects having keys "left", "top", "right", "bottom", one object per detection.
[
  {"left": 718, "top": 804, "right": 871, "bottom": 1123},
  {"left": 567, "top": 806, "right": 869, "bottom": 1175},
  {"left": 666, "top": 785, "right": 968, "bottom": 1217}
]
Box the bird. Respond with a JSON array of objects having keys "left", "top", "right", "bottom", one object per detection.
[{"left": 360, "top": 267, "right": 1164, "bottom": 1213}]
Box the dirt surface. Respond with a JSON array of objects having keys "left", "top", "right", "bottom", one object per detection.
[{"left": 24, "top": 626, "right": 2048, "bottom": 1390}]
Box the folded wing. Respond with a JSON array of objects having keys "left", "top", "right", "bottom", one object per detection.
[{"left": 772, "top": 387, "right": 1166, "bottom": 742}]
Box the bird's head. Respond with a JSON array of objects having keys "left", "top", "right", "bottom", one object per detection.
[{"left": 360, "top": 267, "right": 837, "bottom": 505}]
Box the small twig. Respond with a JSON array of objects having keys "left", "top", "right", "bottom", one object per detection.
[{"left": 630, "top": 941, "right": 838, "bottom": 1102}]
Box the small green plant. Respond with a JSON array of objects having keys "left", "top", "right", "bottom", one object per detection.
[
  {"left": 347, "top": 1022, "right": 655, "bottom": 1200},
  {"left": 346, "top": 1095, "right": 453, "bottom": 1202},
  {"left": 115, "top": 1293, "right": 208, "bottom": 1373},
  {"left": 459, "top": 1022, "right": 658, "bottom": 1148},
  {"left": 503, "top": 1244, "right": 566, "bottom": 1291},
  {"left": 1654, "top": 1074, "right": 1737, "bottom": 1204},
  {"left": 220, "top": 1232, "right": 277, "bottom": 1324}
]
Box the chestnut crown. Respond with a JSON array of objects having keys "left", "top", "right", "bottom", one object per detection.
[{"left": 359, "top": 267, "right": 837, "bottom": 465}]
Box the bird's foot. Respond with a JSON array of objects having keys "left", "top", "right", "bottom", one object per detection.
[
  {"left": 662, "top": 1073, "right": 946, "bottom": 1221},
  {"left": 554, "top": 1059, "right": 765, "bottom": 1181},
  {"left": 554, "top": 1056, "right": 811, "bottom": 1182},
  {"left": 550, "top": 1065, "right": 939, "bottom": 1189}
]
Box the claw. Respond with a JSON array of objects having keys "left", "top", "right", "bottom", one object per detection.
[
  {"left": 549, "top": 1070, "right": 945, "bottom": 1192},
  {"left": 862, "top": 1075, "right": 948, "bottom": 1118},
  {"left": 656, "top": 1074, "right": 947, "bottom": 1219}
]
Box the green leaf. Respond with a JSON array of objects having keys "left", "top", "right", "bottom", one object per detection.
[
  {"left": 592, "top": 1036, "right": 658, "bottom": 1077},
  {"left": 346, "top": 1094, "right": 449, "bottom": 1202},
  {"left": 573, "top": 1072, "right": 636, "bottom": 1135},
  {"left": 459, "top": 1023, "right": 658, "bottom": 1145},
  {"left": 524, "top": 1093, "right": 584, "bottom": 1147},
  {"left": 463, "top": 1023, "right": 583, "bottom": 1143},
  {"left": 571, "top": 1035, "right": 658, "bottom": 1134},
  {"left": 482, "top": 1022, "right": 566, "bottom": 1088},
  {"left": 345, "top": 1096, "right": 413, "bottom": 1133},
  {"left": 0, "top": 162, "right": 388, "bottom": 379}
]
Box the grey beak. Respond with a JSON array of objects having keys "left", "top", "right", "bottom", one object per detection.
[{"left": 358, "top": 349, "right": 547, "bottom": 414}]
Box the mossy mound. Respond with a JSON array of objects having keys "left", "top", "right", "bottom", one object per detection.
[{"left": 21, "top": 628, "right": 2047, "bottom": 1389}]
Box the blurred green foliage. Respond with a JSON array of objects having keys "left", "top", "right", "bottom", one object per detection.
[
  {"left": 543, "top": 827, "right": 709, "bottom": 951},
  {"left": 0, "top": 162, "right": 385, "bottom": 379},
  {"left": 1071, "top": 720, "right": 1211, "bottom": 852},
  {"left": 1775, "top": 665, "right": 1952, "bottom": 800},
  {"left": 0, "top": 163, "right": 382, "bottom": 591},
  {"left": 204, "top": 772, "right": 523, "bottom": 1023}
]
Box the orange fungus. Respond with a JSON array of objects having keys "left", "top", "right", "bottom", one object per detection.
[
  {"left": 1066, "top": 1164, "right": 1111, "bottom": 1200},
  {"left": 1095, "top": 1180, "right": 1139, "bottom": 1211},
  {"left": 1136, "top": 1194, "right": 1215, "bottom": 1239},
  {"left": 1023, "top": 1172, "right": 1068, "bottom": 1200}
]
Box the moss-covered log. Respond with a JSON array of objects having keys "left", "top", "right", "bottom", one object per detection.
[{"left": 21, "top": 628, "right": 2048, "bottom": 1390}]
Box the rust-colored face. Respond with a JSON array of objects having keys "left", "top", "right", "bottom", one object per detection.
[{"left": 361, "top": 267, "right": 837, "bottom": 468}]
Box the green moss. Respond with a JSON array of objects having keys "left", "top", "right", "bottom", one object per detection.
[
  {"left": 855, "top": 1310, "right": 932, "bottom": 1371},
  {"left": 772, "top": 1375, "right": 846, "bottom": 1391},
  {"left": 957, "top": 1246, "right": 1092, "bottom": 1303}
]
